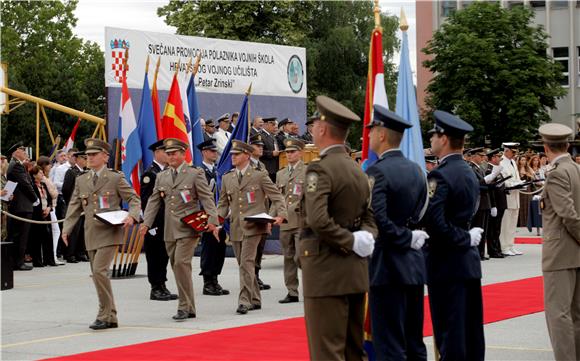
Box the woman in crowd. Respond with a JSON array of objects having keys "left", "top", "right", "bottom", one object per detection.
[
  {"left": 29, "top": 165, "right": 55, "bottom": 267},
  {"left": 37, "top": 156, "right": 58, "bottom": 209},
  {"left": 517, "top": 155, "right": 533, "bottom": 227}
]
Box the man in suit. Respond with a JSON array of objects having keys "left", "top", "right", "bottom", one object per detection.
[
  {"left": 7, "top": 142, "right": 39, "bottom": 270},
  {"left": 276, "top": 118, "right": 294, "bottom": 150},
  {"left": 63, "top": 138, "right": 140, "bottom": 330},
  {"left": 140, "top": 138, "right": 219, "bottom": 321},
  {"left": 214, "top": 113, "right": 231, "bottom": 159},
  {"left": 140, "top": 140, "right": 177, "bottom": 301},
  {"left": 366, "top": 105, "right": 428, "bottom": 361},
  {"left": 251, "top": 116, "right": 264, "bottom": 138},
  {"left": 204, "top": 119, "right": 216, "bottom": 142},
  {"left": 499, "top": 142, "right": 523, "bottom": 256},
  {"left": 260, "top": 117, "right": 280, "bottom": 182},
  {"left": 485, "top": 148, "right": 507, "bottom": 258},
  {"left": 300, "top": 96, "right": 378, "bottom": 360},
  {"left": 62, "top": 151, "right": 88, "bottom": 263},
  {"left": 301, "top": 113, "right": 316, "bottom": 144},
  {"left": 275, "top": 138, "right": 306, "bottom": 304},
  {"left": 197, "top": 139, "right": 229, "bottom": 296},
  {"left": 217, "top": 140, "right": 287, "bottom": 315},
  {"left": 423, "top": 111, "right": 485, "bottom": 360},
  {"left": 538, "top": 123, "right": 580, "bottom": 361}
]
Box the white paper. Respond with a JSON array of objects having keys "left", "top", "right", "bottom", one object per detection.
[
  {"left": 148, "top": 227, "right": 157, "bottom": 236},
  {"left": 96, "top": 210, "right": 129, "bottom": 226},
  {"left": 1, "top": 181, "right": 17, "bottom": 201},
  {"left": 246, "top": 212, "right": 274, "bottom": 220}
]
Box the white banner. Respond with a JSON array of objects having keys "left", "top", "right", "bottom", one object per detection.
[{"left": 105, "top": 27, "right": 306, "bottom": 98}]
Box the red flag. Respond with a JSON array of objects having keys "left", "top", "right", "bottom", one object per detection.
[
  {"left": 151, "top": 71, "right": 163, "bottom": 140},
  {"left": 63, "top": 117, "right": 81, "bottom": 152},
  {"left": 161, "top": 73, "right": 192, "bottom": 163}
]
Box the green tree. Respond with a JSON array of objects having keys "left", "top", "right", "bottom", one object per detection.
[
  {"left": 1, "top": 0, "right": 105, "bottom": 156},
  {"left": 158, "top": 0, "right": 399, "bottom": 149},
  {"left": 422, "top": 2, "right": 565, "bottom": 147}
]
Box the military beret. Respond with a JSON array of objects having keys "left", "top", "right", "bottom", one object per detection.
[
  {"left": 263, "top": 117, "right": 277, "bottom": 123},
  {"left": 278, "top": 118, "right": 293, "bottom": 129},
  {"left": 197, "top": 138, "right": 217, "bottom": 151},
  {"left": 84, "top": 138, "right": 111, "bottom": 154},
  {"left": 163, "top": 138, "right": 189, "bottom": 153},
  {"left": 366, "top": 105, "right": 412, "bottom": 133},
  {"left": 148, "top": 139, "right": 165, "bottom": 151},
  {"left": 217, "top": 113, "right": 230, "bottom": 122},
  {"left": 250, "top": 134, "right": 265, "bottom": 146},
  {"left": 230, "top": 140, "right": 253, "bottom": 155},
  {"left": 7, "top": 141, "right": 25, "bottom": 155},
  {"left": 316, "top": 95, "right": 361, "bottom": 130},
  {"left": 502, "top": 142, "right": 520, "bottom": 150},
  {"left": 428, "top": 110, "right": 473, "bottom": 137},
  {"left": 284, "top": 138, "right": 305, "bottom": 151},
  {"left": 539, "top": 123, "right": 573, "bottom": 144}
]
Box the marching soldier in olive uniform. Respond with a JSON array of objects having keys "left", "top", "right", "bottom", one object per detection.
[
  {"left": 299, "top": 96, "right": 378, "bottom": 361},
  {"left": 140, "top": 140, "right": 177, "bottom": 301},
  {"left": 423, "top": 111, "right": 485, "bottom": 360},
  {"left": 63, "top": 138, "right": 141, "bottom": 330},
  {"left": 217, "top": 140, "right": 287, "bottom": 315},
  {"left": 139, "top": 138, "right": 219, "bottom": 321},
  {"left": 197, "top": 139, "right": 229, "bottom": 296},
  {"left": 275, "top": 138, "right": 306, "bottom": 304},
  {"left": 366, "top": 105, "right": 428, "bottom": 361},
  {"left": 538, "top": 123, "right": 580, "bottom": 361}
]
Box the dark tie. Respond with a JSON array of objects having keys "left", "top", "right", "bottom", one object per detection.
[
  {"left": 172, "top": 169, "right": 178, "bottom": 183},
  {"left": 288, "top": 166, "right": 293, "bottom": 176},
  {"left": 238, "top": 171, "right": 243, "bottom": 185},
  {"left": 93, "top": 173, "right": 98, "bottom": 187}
]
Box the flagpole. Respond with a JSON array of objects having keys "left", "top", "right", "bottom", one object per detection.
[
  {"left": 245, "top": 83, "right": 252, "bottom": 143},
  {"left": 152, "top": 57, "right": 160, "bottom": 90},
  {"left": 374, "top": 0, "right": 381, "bottom": 30},
  {"left": 192, "top": 54, "right": 201, "bottom": 76}
]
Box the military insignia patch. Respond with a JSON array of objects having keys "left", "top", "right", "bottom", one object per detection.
[
  {"left": 428, "top": 179, "right": 438, "bottom": 198},
  {"left": 143, "top": 176, "right": 150, "bottom": 184},
  {"left": 306, "top": 172, "right": 318, "bottom": 193}
]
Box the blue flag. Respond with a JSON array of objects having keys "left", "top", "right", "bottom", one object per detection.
[
  {"left": 186, "top": 75, "right": 204, "bottom": 166},
  {"left": 396, "top": 30, "right": 426, "bottom": 172},
  {"left": 137, "top": 73, "right": 157, "bottom": 170}
]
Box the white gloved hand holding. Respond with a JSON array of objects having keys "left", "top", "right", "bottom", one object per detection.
[
  {"left": 32, "top": 199, "right": 40, "bottom": 207},
  {"left": 492, "top": 165, "right": 503, "bottom": 176},
  {"left": 469, "top": 227, "right": 484, "bottom": 247},
  {"left": 490, "top": 207, "right": 497, "bottom": 217},
  {"left": 532, "top": 195, "right": 541, "bottom": 201},
  {"left": 353, "top": 230, "right": 375, "bottom": 258},
  {"left": 411, "top": 230, "right": 429, "bottom": 250}
]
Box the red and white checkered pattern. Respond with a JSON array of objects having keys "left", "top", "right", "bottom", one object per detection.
[{"left": 111, "top": 50, "right": 129, "bottom": 83}]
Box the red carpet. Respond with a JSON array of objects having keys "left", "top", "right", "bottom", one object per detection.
[
  {"left": 515, "top": 237, "right": 542, "bottom": 244},
  {"left": 46, "top": 277, "right": 544, "bottom": 361}
]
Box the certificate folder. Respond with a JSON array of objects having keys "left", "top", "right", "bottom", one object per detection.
[{"left": 95, "top": 210, "right": 129, "bottom": 226}]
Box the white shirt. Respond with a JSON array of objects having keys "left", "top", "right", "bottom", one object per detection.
[
  {"left": 153, "top": 160, "right": 165, "bottom": 171},
  {"left": 52, "top": 161, "right": 72, "bottom": 193},
  {"left": 213, "top": 128, "right": 231, "bottom": 159},
  {"left": 320, "top": 144, "right": 346, "bottom": 156},
  {"left": 202, "top": 161, "right": 214, "bottom": 172}
]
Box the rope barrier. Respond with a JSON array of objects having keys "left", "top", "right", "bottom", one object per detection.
[
  {"left": 1, "top": 210, "right": 67, "bottom": 224},
  {"left": 517, "top": 185, "right": 545, "bottom": 196}
]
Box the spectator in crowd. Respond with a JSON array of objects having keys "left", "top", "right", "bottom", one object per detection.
[
  {"left": 575, "top": 154, "right": 580, "bottom": 165},
  {"left": 251, "top": 116, "right": 264, "bottom": 137},
  {"left": 228, "top": 112, "right": 239, "bottom": 133},
  {"left": 1, "top": 154, "right": 9, "bottom": 242},
  {"left": 37, "top": 156, "right": 59, "bottom": 210},
  {"left": 29, "top": 166, "right": 54, "bottom": 267},
  {"left": 204, "top": 119, "right": 216, "bottom": 142},
  {"left": 214, "top": 113, "right": 231, "bottom": 159},
  {"left": 517, "top": 155, "right": 533, "bottom": 228},
  {"left": 539, "top": 152, "right": 549, "bottom": 179},
  {"left": 49, "top": 149, "right": 67, "bottom": 179}
]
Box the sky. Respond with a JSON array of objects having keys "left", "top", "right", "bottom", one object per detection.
[{"left": 73, "top": 0, "right": 417, "bottom": 82}]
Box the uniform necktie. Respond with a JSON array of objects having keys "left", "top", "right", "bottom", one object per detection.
[
  {"left": 238, "top": 171, "right": 243, "bottom": 185},
  {"left": 93, "top": 173, "right": 98, "bottom": 187},
  {"left": 172, "top": 169, "right": 178, "bottom": 182},
  {"left": 288, "top": 166, "right": 293, "bottom": 176}
]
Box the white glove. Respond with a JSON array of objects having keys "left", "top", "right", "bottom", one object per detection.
[
  {"left": 490, "top": 207, "right": 497, "bottom": 217},
  {"left": 469, "top": 227, "right": 484, "bottom": 247},
  {"left": 32, "top": 199, "right": 40, "bottom": 207},
  {"left": 532, "top": 195, "right": 541, "bottom": 201},
  {"left": 353, "top": 230, "right": 375, "bottom": 258},
  {"left": 484, "top": 165, "right": 503, "bottom": 184},
  {"left": 411, "top": 230, "right": 429, "bottom": 250}
]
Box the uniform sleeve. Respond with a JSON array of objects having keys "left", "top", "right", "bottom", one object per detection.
[
  {"left": 117, "top": 173, "right": 141, "bottom": 222},
  {"left": 262, "top": 171, "right": 287, "bottom": 219},
  {"left": 546, "top": 169, "right": 580, "bottom": 242},
  {"left": 140, "top": 172, "right": 155, "bottom": 211},
  {"left": 305, "top": 163, "right": 355, "bottom": 251},
  {"left": 367, "top": 167, "right": 410, "bottom": 248},
  {"left": 63, "top": 180, "right": 82, "bottom": 235},
  {"left": 194, "top": 169, "right": 219, "bottom": 225},
  {"left": 217, "top": 177, "right": 230, "bottom": 220},
  {"left": 424, "top": 172, "right": 471, "bottom": 249},
  {"left": 142, "top": 175, "right": 162, "bottom": 228}
]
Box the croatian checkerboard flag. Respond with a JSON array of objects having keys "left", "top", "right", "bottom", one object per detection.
[{"left": 119, "top": 75, "right": 142, "bottom": 194}]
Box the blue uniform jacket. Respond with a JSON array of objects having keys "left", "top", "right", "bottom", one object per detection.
[
  {"left": 423, "top": 153, "right": 481, "bottom": 283},
  {"left": 366, "top": 150, "right": 427, "bottom": 286}
]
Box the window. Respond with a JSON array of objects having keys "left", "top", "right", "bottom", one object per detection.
[
  {"left": 550, "top": 1, "right": 568, "bottom": 9},
  {"left": 553, "top": 47, "right": 569, "bottom": 87},
  {"left": 530, "top": 1, "right": 546, "bottom": 7},
  {"left": 441, "top": 1, "right": 457, "bottom": 17},
  {"left": 507, "top": 1, "right": 524, "bottom": 9},
  {"left": 577, "top": 47, "right": 580, "bottom": 87}
]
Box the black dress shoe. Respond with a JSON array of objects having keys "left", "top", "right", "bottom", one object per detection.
[
  {"left": 89, "top": 320, "right": 118, "bottom": 330},
  {"left": 32, "top": 262, "right": 44, "bottom": 268},
  {"left": 279, "top": 295, "right": 299, "bottom": 304},
  {"left": 257, "top": 278, "right": 271, "bottom": 290},
  {"left": 249, "top": 304, "right": 261, "bottom": 311},
  {"left": 16, "top": 264, "right": 33, "bottom": 271},
  {"left": 212, "top": 276, "right": 230, "bottom": 295},
  {"left": 203, "top": 283, "right": 222, "bottom": 296},
  {"left": 172, "top": 310, "right": 196, "bottom": 321},
  {"left": 161, "top": 285, "right": 178, "bottom": 300},
  {"left": 77, "top": 255, "right": 90, "bottom": 262},
  {"left": 489, "top": 253, "right": 505, "bottom": 259},
  {"left": 44, "top": 261, "right": 58, "bottom": 267},
  {"left": 150, "top": 288, "right": 171, "bottom": 301},
  {"left": 66, "top": 257, "right": 79, "bottom": 263},
  {"left": 236, "top": 305, "right": 249, "bottom": 314}
]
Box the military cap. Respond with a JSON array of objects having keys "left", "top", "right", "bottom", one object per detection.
[
  {"left": 425, "top": 155, "right": 438, "bottom": 164},
  {"left": 250, "top": 134, "right": 265, "bottom": 146},
  {"left": 163, "top": 138, "right": 189, "bottom": 153},
  {"left": 366, "top": 104, "right": 412, "bottom": 133},
  {"left": 278, "top": 118, "right": 293, "bottom": 129},
  {"left": 231, "top": 112, "right": 239, "bottom": 118},
  {"left": 263, "top": 117, "right": 277, "bottom": 123},
  {"left": 466, "top": 147, "right": 485, "bottom": 156},
  {"left": 84, "top": 138, "right": 111, "bottom": 154},
  {"left": 197, "top": 138, "right": 217, "bottom": 151},
  {"left": 486, "top": 148, "right": 502, "bottom": 157},
  {"left": 316, "top": 95, "right": 361, "bottom": 129},
  {"left": 7, "top": 141, "right": 25, "bottom": 155},
  {"left": 72, "top": 151, "right": 87, "bottom": 158},
  {"left": 217, "top": 113, "right": 230, "bottom": 122},
  {"left": 502, "top": 142, "right": 520, "bottom": 150},
  {"left": 230, "top": 140, "right": 253, "bottom": 154},
  {"left": 428, "top": 110, "right": 473, "bottom": 137},
  {"left": 148, "top": 139, "right": 165, "bottom": 151},
  {"left": 284, "top": 138, "right": 305, "bottom": 151},
  {"left": 539, "top": 123, "right": 573, "bottom": 144},
  {"left": 462, "top": 148, "right": 472, "bottom": 155},
  {"left": 205, "top": 118, "right": 215, "bottom": 128},
  {"left": 306, "top": 111, "right": 320, "bottom": 125}
]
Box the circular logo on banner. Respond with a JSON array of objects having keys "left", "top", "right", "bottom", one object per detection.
[{"left": 287, "top": 55, "right": 304, "bottom": 94}]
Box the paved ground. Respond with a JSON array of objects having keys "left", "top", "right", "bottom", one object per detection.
[{"left": 1, "top": 229, "right": 553, "bottom": 360}]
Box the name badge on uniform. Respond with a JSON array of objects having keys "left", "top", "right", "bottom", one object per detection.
[
  {"left": 180, "top": 190, "right": 192, "bottom": 203},
  {"left": 98, "top": 195, "right": 110, "bottom": 209},
  {"left": 292, "top": 183, "right": 302, "bottom": 196},
  {"left": 247, "top": 191, "right": 256, "bottom": 204}
]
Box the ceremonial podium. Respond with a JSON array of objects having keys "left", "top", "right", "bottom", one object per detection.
[{"left": 278, "top": 145, "right": 320, "bottom": 168}]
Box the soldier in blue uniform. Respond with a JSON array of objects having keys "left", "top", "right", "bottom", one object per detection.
[
  {"left": 366, "top": 105, "right": 429, "bottom": 361},
  {"left": 140, "top": 140, "right": 177, "bottom": 301},
  {"left": 423, "top": 111, "right": 485, "bottom": 360},
  {"left": 197, "top": 139, "right": 229, "bottom": 296}
]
